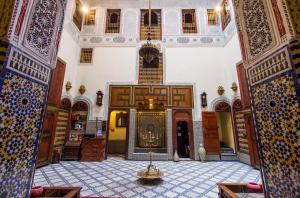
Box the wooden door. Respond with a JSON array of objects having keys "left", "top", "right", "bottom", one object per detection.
[
  {"left": 36, "top": 110, "right": 57, "bottom": 167},
  {"left": 202, "top": 112, "right": 220, "bottom": 155},
  {"left": 245, "top": 113, "right": 260, "bottom": 168},
  {"left": 36, "top": 59, "right": 66, "bottom": 167},
  {"left": 172, "top": 109, "right": 194, "bottom": 159},
  {"left": 48, "top": 58, "right": 66, "bottom": 107}
]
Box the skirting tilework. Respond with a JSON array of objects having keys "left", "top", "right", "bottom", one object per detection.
[
  {"left": 249, "top": 43, "right": 300, "bottom": 197},
  {"left": 193, "top": 121, "right": 202, "bottom": 161},
  {"left": 0, "top": 70, "right": 47, "bottom": 198},
  {"left": 33, "top": 157, "right": 261, "bottom": 198}
]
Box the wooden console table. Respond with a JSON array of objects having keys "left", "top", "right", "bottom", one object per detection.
[
  {"left": 61, "top": 141, "right": 81, "bottom": 161},
  {"left": 218, "top": 183, "right": 264, "bottom": 198},
  {"left": 80, "top": 137, "right": 105, "bottom": 162}
]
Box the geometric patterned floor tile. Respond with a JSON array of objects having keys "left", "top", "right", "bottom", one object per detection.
[{"left": 33, "top": 157, "right": 261, "bottom": 198}]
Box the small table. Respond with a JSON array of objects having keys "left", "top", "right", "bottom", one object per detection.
[{"left": 218, "top": 183, "right": 264, "bottom": 198}]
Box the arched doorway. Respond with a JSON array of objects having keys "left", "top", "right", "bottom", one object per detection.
[
  {"left": 176, "top": 121, "right": 190, "bottom": 158},
  {"left": 215, "top": 102, "right": 236, "bottom": 160},
  {"left": 106, "top": 109, "right": 129, "bottom": 158}
]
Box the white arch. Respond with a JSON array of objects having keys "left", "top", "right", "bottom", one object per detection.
[
  {"left": 209, "top": 96, "right": 231, "bottom": 111},
  {"left": 72, "top": 96, "right": 94, "bottom": 120},
  {"left": 61, "top": 94, "right": 73, "bottom": 104}
]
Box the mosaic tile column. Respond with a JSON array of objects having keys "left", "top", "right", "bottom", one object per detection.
[
  {"left": 233, "top": 0, "right": 300, "bottom": 197},
  {"left": 0, "top": 0, "right": 66, "bottom": 197}
]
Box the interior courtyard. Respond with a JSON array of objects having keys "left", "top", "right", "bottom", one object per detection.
[{"left": 0, "top": 0, "right": 299, "bottom": 197}]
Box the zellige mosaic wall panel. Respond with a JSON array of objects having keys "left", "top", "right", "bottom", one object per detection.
[
  {"left": 248, "top": 44, "right": 300, "bottom": 197},
  {"left": 0, "top": 71, "right": 47, "bottom": 197}
]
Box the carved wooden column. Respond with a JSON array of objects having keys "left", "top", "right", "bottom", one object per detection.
[
  {"left": 0, "top": 0, "right": 66, "bottom": 197},
  {"left": 233, "top": 0, "right": 300, "bottom": 197}
]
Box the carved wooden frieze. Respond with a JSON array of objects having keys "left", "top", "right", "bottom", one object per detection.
[{"left": 109, "top": 85, "right": 193, "bottom": 109}]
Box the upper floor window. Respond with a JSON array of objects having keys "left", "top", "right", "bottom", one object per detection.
[
  {"left": 106, "top": 9, "right": 121, "bottom": 33},
  {"left": 207, "top": 9, "right": 218, "bottom": 25},
  {"left": 84, "top": 9, "right": 96, "bottom": 25},
  {"left": 80, "top": 48, "right": 93, "bottom": 63},
  {"left": 73, "top": 0, "right": 83, "bottom": 31},
  {"left": 144, "top": 12, "right": 158, "bottom": 26},
  {"left": 221, "top": 0, "right": 231, "bottom": 30},
  {"left": 140, "top": 9, "right": 162, "bottom": 40},
  {"left": 182, "top": 9, "right": 197, "bottom": 33}
]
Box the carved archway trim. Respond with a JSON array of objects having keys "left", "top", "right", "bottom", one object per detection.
[{"left": 215, "top": 101, "right": 231, "bottom": 112}]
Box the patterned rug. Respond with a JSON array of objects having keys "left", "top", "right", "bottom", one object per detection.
[{"left": 33, "top": 157, "right": 261, "bottom": 198}]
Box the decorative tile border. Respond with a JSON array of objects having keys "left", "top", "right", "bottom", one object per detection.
[{"left": 6, "top": 45, "right": 51, "bottom": 85}]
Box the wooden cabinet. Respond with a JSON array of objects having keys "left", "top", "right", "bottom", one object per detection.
[
  {"left": 61, "top": 141, "right": 81, "bottom": 161},
  {"left": 81, "top": 138, "right": 105, "bottom": 162}
]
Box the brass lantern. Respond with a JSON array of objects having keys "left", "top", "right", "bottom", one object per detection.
[{"left": 96, "top": 90, "right": 104, "bottom": 106}]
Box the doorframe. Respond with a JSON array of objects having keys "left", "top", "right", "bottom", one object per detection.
[
  {"left": 172, "top": 109, "right": 194, "bottom": 159},
  {"left": 215, "top": 101, "right": 237, "bottom": 153},
  {"left": 105, "top": 108, "right": 130, "bottom": 160}
]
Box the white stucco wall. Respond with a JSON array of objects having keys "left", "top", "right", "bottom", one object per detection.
[
  {"left": 57, "top": 0, "right": 242, "bottom": 121},
  {"left": 57, "top": 29, "right": 81, "bottom": 97}
]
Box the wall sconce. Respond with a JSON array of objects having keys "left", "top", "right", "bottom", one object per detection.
[
  {"left": 96, "top": 90, "right": 104, "bottom": 106},
  {"left": 231, "top": 82, "right": 238, "bottom": 92},
  {"left": 201, "top": 92, "right": 207, "bottom": 108},
  {"left": 217, "top": 86, "right": 225, "bottom": 96},
  {"left": 79, "top": 85, "right": 86, "bottom": 95},
  {"left": 65, "top": 81, "right": 72, "bottom": 92}
]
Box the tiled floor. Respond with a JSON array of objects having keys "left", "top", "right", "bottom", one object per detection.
[{"left": 33, "top": 157, "right": 261, "bottom": 198}]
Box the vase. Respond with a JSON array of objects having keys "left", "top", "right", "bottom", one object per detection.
[
  {"left": 174, "top": 150, "right": 179, "bottom": 162},
  {"left": 198, "top": 144, "right": 206, "bottom": 162}
]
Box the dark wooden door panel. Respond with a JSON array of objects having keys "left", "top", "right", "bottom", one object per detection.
[
  {"left": 37, "top": 110, "right": 57, "bottom": 167},
  {"left": 236, "top": 62, "right": 251, "bottom": 109},
  {"left": 245, "top": 113, "right": 260, "bottom": 168},
  {"left": 48, "top": 59, "right": 66, "bottom": 107},
  {"left": 202, "top": 112, "right": 220, "bottom": 155}
]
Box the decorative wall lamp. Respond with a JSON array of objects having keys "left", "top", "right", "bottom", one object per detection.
[
  {"left": 79, "top": 85, "right": 86, "bottom": 95},
  {"left": 65, "top": 81, "right": 72, "bottom": 92},
  {"left": 231, "top": 82, "right": 238, "bottom": 92},
  {"left": 96, "top": 90, "right": 104, "bottom": 106},
  {"left": 201, "top": 92, "right": 207, "bottom": 108},
  {"left": 217, "top": 86, "right": 225, "bottom": 96}
]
